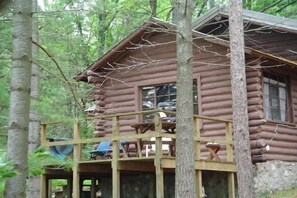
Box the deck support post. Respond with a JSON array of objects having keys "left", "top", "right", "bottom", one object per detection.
[
  {"left": 154, "top": 113, "right": 164, "bottom": 198},
  {"left": 73, "top": 121, "right": 81, "bottom": 198},
  {"left": 194, "top": 118, "right": 203, "bottom": 198},
  {"left": 226, "top": 122, "right": 236, "bottom": 197},
  {"left": 40, "top": 173, "right": 47, "bottom": 198},
  {"left": 112, "top": 116, "right": 120, "bottom": 198},
  {"left": 228, "top": 172, "right": 236, "bottom": 198}
]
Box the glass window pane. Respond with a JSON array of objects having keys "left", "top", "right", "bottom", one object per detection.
[
  {"left": 142, "top": 87, "right": 154, "bottom": 98},
  {"left": 264, "top": 83, "right": 269, "bottom": 96},
  {"left": 272, "top": 108, "right": 280, "bottom": 120},
  {"left": 279, "top": 87, "right": 286, "bottom": 100},
  {"left": 281, "top": 110, "right": 286, "bottom": 122},
  {"left": 169, "top": 83, "right": 176, "bottom": 95},
  {"left": 157, "top": 96, "right": 169, "bottom": 110},
  {"left": 265, "top": 107, "right": 272, "bottom": 120},
  {"left": 142, "top": 97, "right": 154, "bottom": 110},
  {"left": 264, "top": 95, "right": 270, "bottom": 109},
  {"left": 156, "top": 84, "right": 169, "bottom": 97}
]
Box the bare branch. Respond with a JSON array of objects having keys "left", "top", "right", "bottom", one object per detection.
[{"left": 32, "top": 41, "right": 84, "bottom": 111}]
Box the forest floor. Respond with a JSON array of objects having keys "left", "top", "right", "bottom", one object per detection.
[{"left": 258, "top": 187, "right": 297, "bottom": 198}]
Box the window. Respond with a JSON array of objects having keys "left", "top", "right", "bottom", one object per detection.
[
  {"left": 141, "top": 81, "right": 198, "bottom": 121},
  {"left": 263, "top": 73, "right": 290, "bottom": 122}
]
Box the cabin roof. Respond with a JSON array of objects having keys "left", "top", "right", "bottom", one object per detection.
[
  {"left": 75, "top": 11, "right": 297, "bottom": 82},
  {"left": 192, "top": 6, "right": 297, "bottom": 34}
]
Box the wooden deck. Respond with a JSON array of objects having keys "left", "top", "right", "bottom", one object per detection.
[{"left": 40, "top": 110, "right": 236, "bottom": 198}]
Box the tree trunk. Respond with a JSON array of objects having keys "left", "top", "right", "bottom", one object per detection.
[
  {"left": 171, "top": 0, "right": 177, "bottom": 23},
  {"left": 229, "top": 0, "right": 256, "bottom": 197},
  {"left": 175, "top": 0, "right": 196, "bottom": 197},
  {"left": 5, "top": 0, "right": 32, "bottom": 197},
  {"left": 150, "top": 0, "right": 157, "bottom": 17},
  {"left": 27, "top": 0, "right": 40, "bottom": 197}
]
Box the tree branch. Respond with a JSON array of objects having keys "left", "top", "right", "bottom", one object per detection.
[
  {"left": 261, "top": 0, "right": 284, "bottom": 12},
  {"left": 32, "top": 41, "right": 84, "bottom": 112}
]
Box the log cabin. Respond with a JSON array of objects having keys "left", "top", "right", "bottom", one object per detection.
[{"left": 40, "top": 7, "right": 297, "bottom": 198}]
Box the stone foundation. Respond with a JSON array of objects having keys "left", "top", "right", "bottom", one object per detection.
[{"left": 254, "top": 161, "right": 297, "bottom": 195}]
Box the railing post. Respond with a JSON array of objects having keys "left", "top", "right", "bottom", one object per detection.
[
  {"left": 73, "top": 120, "right": 81, "bottom": 198},
  {"left": 40, "top": 124, "right": 47, "bottom": 147},
  {"left": 225, "top": 121, "right": 235, "bottom": 198},
  {"left": 154, "top": 113, "right": 164, "bottom": 198},
  {"left": 225, "top": 122, "right": 233, "bottom": 162},
  {"left": 40, "top": 124, "right": 47, "bottom": 198},
  {"left": 194, "top": 118, "right": 203, "bottom": 198},
  {"left": 112, "top": 116, "right": 120, "bottom": 198}
]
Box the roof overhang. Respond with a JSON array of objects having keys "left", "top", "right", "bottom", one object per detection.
[{"left": 192, "top": 6, "right": 297, "bottom": 34}]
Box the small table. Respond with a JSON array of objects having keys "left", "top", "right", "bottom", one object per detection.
[
  {"left": 130, "top": 122, "right": 176, "bottom": 157},
  {"left": 205, "top": 142, "right": 221, "bottom": 161}
]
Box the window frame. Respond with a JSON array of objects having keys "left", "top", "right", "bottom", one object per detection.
[
  {"left": 139, "top": 79, "right": 199, "bottom": 121},
  {"left": 263, "top": 72, "right": 292, "bottom": 123}
]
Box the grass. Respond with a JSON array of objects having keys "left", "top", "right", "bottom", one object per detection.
[{"left": 258, "top": 187, "right": 297, "bottom": 198}]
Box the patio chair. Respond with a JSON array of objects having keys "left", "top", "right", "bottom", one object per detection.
[{"left": 89, "top": 141, "right": 112, "bottom": 160}]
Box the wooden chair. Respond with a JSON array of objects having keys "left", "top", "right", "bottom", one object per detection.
[{"left": 89, "top": 141, "right": 112, "bottom": 160}]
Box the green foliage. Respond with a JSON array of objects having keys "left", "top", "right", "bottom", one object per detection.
[
  {"left": 28, "top": 147, "right": 74, "bottom": 176},
  {"left": 258, "top": 187, "right": 297, "bottom": 198},
  {"left": 0, "top": 151, "right": 18, "bottom": 196}
]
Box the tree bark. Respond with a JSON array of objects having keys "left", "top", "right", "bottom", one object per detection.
[
  {"left": 5, "top": 0, "right": 32, "bottom": 197},
  {"left": 175, "top": 0, "right": 196, "bottom": 197},
  {"left": 27, "top": 0, "right": 40, "bottom": 197},
  {"left": 150, "top": 0, "right": 157, "bottom": 17},
  {"left": 229, "top": 0, "right": 256, "bottom": 197}
]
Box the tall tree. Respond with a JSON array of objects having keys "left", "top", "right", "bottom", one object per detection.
[
  {"left": 175, "top": 0, "right": 196, "bottom": 197},
  {"left": 28, "top": 0, "right": 40, "bottom": 196},
  {"left": 5, "top": 0, "right": 32, "bottom": 197},
  {"left": 229, "top": 0, "right": 256, "bottom": 197}
]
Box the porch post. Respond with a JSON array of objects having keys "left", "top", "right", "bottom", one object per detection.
[
  {"left": 154, "top": 113, "right": 164, "bottom": 198},
  {"left": 194, "top": 118, "right": 203, "bottom": 198},
  {"left": 73, "top": 120, "right": 81, "bottom": 198},
  {"left": 112, "top": 116, "right": 120, "bottom": 198}
]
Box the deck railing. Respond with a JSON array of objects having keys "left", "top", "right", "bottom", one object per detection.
[
  {"left": 40, "top": 110, "right": 234, "bottom": 198},
  {"left": 40, "top": 110, "right": 233, "bottom": 162}
]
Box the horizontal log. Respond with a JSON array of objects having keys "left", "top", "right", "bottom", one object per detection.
[
  {"left": 247, "top": 91, "right": 261, "bottom": 98},
  {"left": 248, "top": 119, "right": 266, "bottom": 126},
  {"left": 201, "top": 94, "right": 232, "bottom": 104},
  {"left": 105, "top": 106, "right": 135, "bottom": 114},
  {"left": 93, "top": 131, "right": 106, "bottom": 137},
  {"left": 201, "top": 73, "right": 230, "bottom": 84},
  {"left": 203, "top": 108, "right": 232, "bottom": 117},
  {"left": 263, "top": 153, "right": 297, "bottom": 161},
  {"left": 248, "top": 111, "right": 264, "bottom": 120},
  {"left": 250, "top": 131, "right": 297, "bottom": 142},
  {"left": 200, "top": 68, "right": 230, "bottom": 78},
  {"left": 93, "top": 88, "right": 106, "bottom": 95},
  {"left": 264, "top": 146, "right": 297, "bottom": 155},
  {"left": 251, "top": 148, "right": 266, "bottom": 155},
  {"left": 246, "top": 76, "right": 261, "bottom": 84},
  {"left": 247, "top": 84, "right": 261, "bottom": 92},
  {"left": 105, "top": 94, "right": 134, "bottom": 103},
  {"left": 266, "top": 140, "right": 297, "bottom": 149},
  {"left": 94, "top": 100, "right": 105, "bottom": 107},
  {"left": 203, "top": 100, "right": 232, "bottom": 110},
  {"left": 201, "top": 87, "right": 231, "bottom": 97},
  {"left": 104, "top": 87, "right": 135, "bottom": 97},
  {"left": 248, "top": 98, "right": 263, "bottom": 106},
  {"left": 248, "top": 105, "right": 263, "bottom": 113},
  {"left": 252, "top": 155, "right": 266, "bottom": 163},
  {"left": 203, "top": 122, "right": 226, "bottom": 130},
  {"left": 201, "top": 80, "right": 231, "bottom": 90},
  {"left": 246, "top": 69, "right": 261, "bottom": 77},
  {"left": 256, "top": 124, "right": 297, "bottom": 135},
  {"left": 250, "top": 139, "right": 267, "bottom": 148}
]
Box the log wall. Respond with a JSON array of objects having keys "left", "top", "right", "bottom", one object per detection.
[{"left": 91, "top": 30, "right": 297, "bottom": 162}]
